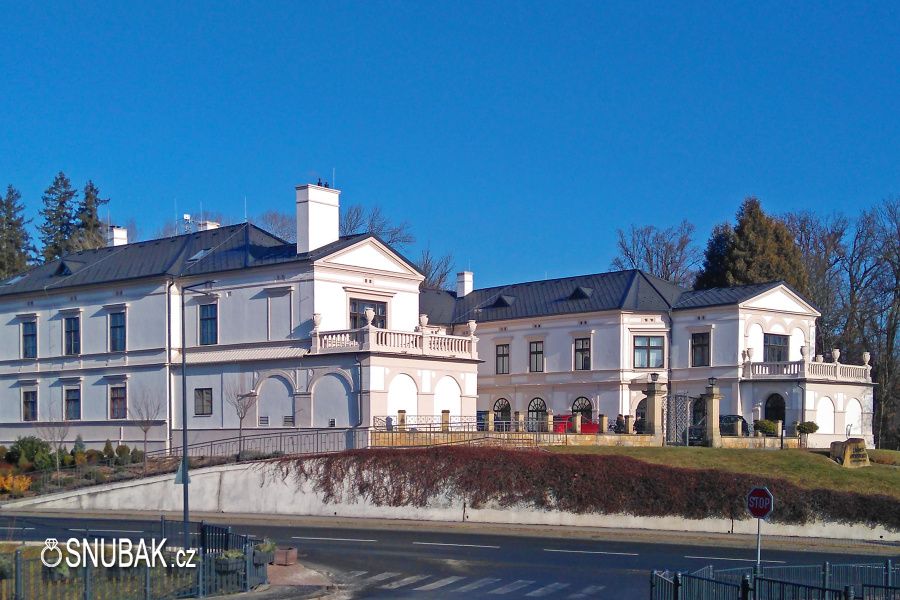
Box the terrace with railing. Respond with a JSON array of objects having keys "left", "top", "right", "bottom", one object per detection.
[{"left": 742, "top": 347, "right": 872, "bottom": 383}]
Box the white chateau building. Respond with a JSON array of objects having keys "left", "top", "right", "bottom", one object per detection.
[
  {"left": 421, "top": 270, "right": 875, "bottom": 447},
  {"left": 0, "top": 184, "right": 478, "bottom": 450},
  {"left": 0, "top": 183, "right": 875, "bottom": 449}
]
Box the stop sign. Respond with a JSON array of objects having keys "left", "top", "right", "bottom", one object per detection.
[{"left": 747, "top": 487, "right": 774, "bottom": 519}]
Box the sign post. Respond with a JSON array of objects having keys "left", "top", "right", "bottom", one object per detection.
[{"left": 747, "top": 487, "right": 774, "bottom": 572}]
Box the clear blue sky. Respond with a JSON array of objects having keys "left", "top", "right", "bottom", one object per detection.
[{"left": 2, "top": 2, "right": 898, "bottom": 288}]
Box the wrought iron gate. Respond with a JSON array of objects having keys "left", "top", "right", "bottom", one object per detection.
[{"left": 663, "top": 394, "right": 693, "bottom": 446}]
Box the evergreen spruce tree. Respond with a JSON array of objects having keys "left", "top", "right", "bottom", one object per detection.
[
  {"left": 0, "top": 185, "right": 35, "bottom": 279},
  {"left": 695, "top": 197, "right": 809, "bottom": 291},
  {"left": 73, "top": 180, "right": 109, "bottom": 251},
  {"left": 38, "top": 172, "right": 79, "bottom": 262}
]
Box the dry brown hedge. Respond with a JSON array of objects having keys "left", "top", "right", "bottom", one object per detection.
[{"left": 271, "top": 446, "right": 900, "bottom": 530}]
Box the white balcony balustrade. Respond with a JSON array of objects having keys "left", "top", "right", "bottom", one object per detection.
[
  {"left": 742, "top": 348, "right": 871, "bottom": 383},
  {"left": 312, "top": 321, "right": 478, "bottom": 360}
]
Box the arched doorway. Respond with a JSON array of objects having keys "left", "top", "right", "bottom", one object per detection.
[
  {"left": 312, "top": 373, "right": 354, "bottom": 428},
  {"left": 528, "top": 397, "right": 547, "bottom": 431},
  {"left": 636, "top": 398, "right": 647, "bottom": 420},
  {"left": 764, "top": 394, "right": 785, "bottom": 424},
  {"left": 387, "top": 374, "right": 418, "bottom": 420},
  {"left": 493, "top": 398, "right": 511, "bottom": 431},
  {"left": 816, "top": 397, "right": 835, "bottom": 434},
  {"left": 434, "top": 376, "right": 462, "bottom": 417},
  {"left": 572, "top": 397, "right": 593, "bottom": 422},
  {"left": 845, "top": 398, "right": 862, "bottom": 435}
]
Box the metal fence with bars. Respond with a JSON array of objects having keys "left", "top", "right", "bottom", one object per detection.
[
  {"left": 650, "top": 560, "right": 898, "bottom": 600},
  {"left": 0, "top": 519, "right": 268, "bottom": 600}
]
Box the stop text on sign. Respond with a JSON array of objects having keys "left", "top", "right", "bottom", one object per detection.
[{"left": 747, "top": 487, "right": 774, "bottom": 519}]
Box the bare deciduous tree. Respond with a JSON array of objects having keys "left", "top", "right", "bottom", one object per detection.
[
  {"left": 130, "top": 386, "right": 163, "bottom": 475},
  {"left": 417, "top": 248, "right": 455, "bottom": 290},
  {"left": 340, "top": 204, "right": 415, "bottom": 248},
  {"left": 225, "top": 377, "right": 257, "bottom": 456},
  {"left": 611, "top": 220, "right": 701, "bottom": 286},
  {"left": 38, "top": 401, "right": 70, "bottom": 480},
  {"left": 253, "top": 210, "right": 296, "bottom": 242}
]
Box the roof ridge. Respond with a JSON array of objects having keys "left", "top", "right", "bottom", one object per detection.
[{"left": 469, "top": 269, "right": 638, "bottom": 295}]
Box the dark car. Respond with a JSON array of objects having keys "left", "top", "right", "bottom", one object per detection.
[{"left": 720, "top": 414, "right": 750, "bottom": 436}]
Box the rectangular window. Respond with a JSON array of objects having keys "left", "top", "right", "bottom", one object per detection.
[
  {"left": 22, "top": 320, "right": 37, "bottom": 359},
  {"left": 109, "top": 311, "right": 126, "bottom": 352},
  {"left": 194, "top": 388, "right": 213, "bottom": 416},
  {"left": 574, "top": 338, "right": 591, "bottom": 371},
  {"left": 495, "top": 344, "right": 510, "bottom": 374},
  {"left": 199, "top": 304, "right": 218, "bottom": 345},
  {"left": 65, "top": 388, "right": 81, "bottom": 420},
  {"left": 110, "top": 386, "right": 127, "bottom": 419},
  {"left": 691, "top": 332, "right": 710, "bottom": 367},
  {"left": 64, "top": 316, "right": 81, "bottom": 355},
  {"left": 764, "top": 333, "right": 789, "bottom": 362},
  {"left": 529, "top": 341, "right": 544, "bottom": 373},
  {"left": 22, "top": 391, "right": 37, "bottom": 422},
  {"left": 634, "top": 335, "right": 664, "bottom": 369},
  {"left": 349, "top": 299, "right": 387, "bottom": 329}
]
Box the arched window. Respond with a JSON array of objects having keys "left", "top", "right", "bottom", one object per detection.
[
  {"left": 493, "top": 398, "right": 511, "bottom": 429},
  {"left": 764, "top": 394, "right": 785, "bottom": 424},
  {"left": 636, "top": 398, "right": 647, "bottom": 420},
  {"left": 528, "top": 397, "right": 547, "bottom": 431},
  {"left": 572, "top": 397, "right": 593, "bottom": 422}
]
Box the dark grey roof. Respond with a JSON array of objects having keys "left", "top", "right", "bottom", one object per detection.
[
  {"left": 420, "top": 270, "right": 793, "bottom": 324},
  {"left": 0, "top": 224, "right": 387, "bottom": 298},
  {"left": 671, "top": 281, "right": 785, "bottom": 309}
]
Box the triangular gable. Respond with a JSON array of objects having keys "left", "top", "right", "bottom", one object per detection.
[
  {"left": 739, "top": 284, "right": 819, "bottom": 316},
  {"left": 317, "top": 238, "right": 421, "bottom": 277}
]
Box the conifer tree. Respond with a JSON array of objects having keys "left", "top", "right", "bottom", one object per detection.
[
  {"left": 0, "top": 185, "right": 34, "bottom": 279},
  {"left": 38, "top": 172, "right": 78, "bottom": 262},
  {"left": 73, "top": 180, "right": 109, "bottom": 251},
  {"left": 695, "top": 197, "right": 809, "bottom": 291}
]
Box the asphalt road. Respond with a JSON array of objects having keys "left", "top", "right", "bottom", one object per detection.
[{"left": 1, "top": 513, "right": 896, "bottom": 599}]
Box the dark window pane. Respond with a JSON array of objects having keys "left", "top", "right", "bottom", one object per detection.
[
  {"left": 529, "top": 341, "right": 544, "bottom": 373},
  {"left": 574, "top": 338, "right": 591, "bottom": 371},
  {"left": 349, "top": 299, "right": 387, "bottom": 329},
  {"left": 64, "top": 316, "right": 81, "bottom": 355},
  {"left": 634, "top": 335, "right": 665, "bottom": 369},
  {"left": 110, "top": 312, "right": 126, "bottom": 352},
  {"left": 194, "top": 388, "right": 213, "bottom": 416},
  {"left": 495, "top": 344, "right": 509, "bottom": 374},
  {"left": 200, "top": 304, "right": 218, "bottom": 345},
  {"left": 65, "top": 388, "right": 81, "bottom": 420},
  {"left": 691, "top": 332, "right": 710, "bottom": 367},
  {"left": 764, "top": 334, "right": 789, "bottom": 362},
  {"left": 23, "top": 391, "right": 37, "bottom": 422},
  {"left": 110, "top": 387, "right": 127, "bottom": 419},
  {"left": 22, "top": 321, "right": 37, "bottom": 359}
]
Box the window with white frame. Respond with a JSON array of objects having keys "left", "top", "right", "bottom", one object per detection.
[
  {"left": 109, "top": 311, "right": 126, "bottom": 352},
  {"left": 574, "top": 337, "right": 591, "bottom": 371},
  {"left": 349, "top": 298, "right": 387, "bottom": 329},
  {"left": 110, "top": 386, "right": 127, "bottom": 420},
  {"left": 764, "top": 333, "right": 789, "bottom": 362},
  {"left": 691, "top": 332, "right": 710, "bottom": 367},
  {"left": 64, "top": 315, "right": 81, "bottom": 356},
  {"left": 528, "top": 341, "right": 544, "bottom": 373},
  {"left": 22, "top": 390, "right": 37, "bottom": 422},
  {"left": 22, "top": 320, "right": 37, "bottom": 359},
  {"left": 199, "top": 303, "right": 218, "bottom": 345},
  {"left": 65, "top": 387, "right": 81, "bottom": 420},
  {"left": 633, "top": 335, "right": 664, "bottom": 368},
  {"left": 495, "top": 344, "right": 510, "bottom": 374}
]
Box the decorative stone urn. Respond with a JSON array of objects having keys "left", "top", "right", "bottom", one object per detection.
[
  {"left": 832, "top": 348, "right": 841, "bottom": 363},
  {"left": 862, "top": 351, "right": 871, "bottom": 366},
  {"left": 800, "top": 345, "right": 808, "bottom": 360},
  {"left": 419, "top": 314, "right": 429, "bottom": 328},
  {"left": 746, "top": 347, "right": 754, "bottom": 361},
  {"left": 364, "top": 307, "right": 375, "bottom": 325},
  {"left": 312, "top": 313, "right": 322, "bottom": 330},
  {"left": 814, "top": 354, "right": 823, "bottom": 362},
  {"left": 467, "top": 319, "right": 477, "bottom": 336}
]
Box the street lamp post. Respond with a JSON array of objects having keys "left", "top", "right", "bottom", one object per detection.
[{"left": 180, "top": 280, "right": 215, "bottom": 550}]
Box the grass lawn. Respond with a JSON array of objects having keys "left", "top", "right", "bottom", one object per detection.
[{"left": 547, "top": 446, "right": 900, "bottom": 500}]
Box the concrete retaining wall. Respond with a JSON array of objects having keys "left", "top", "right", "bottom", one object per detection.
[{"left": 5, "top": 462, "right": 896, "bottom": 542}]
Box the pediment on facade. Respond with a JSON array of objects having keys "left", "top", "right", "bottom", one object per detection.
[
  {"left": 318, "top": 238, "right": 421, "bottom": 277},
  {"left": 739, "top": 285, "right": 819, "bottom": 316}
]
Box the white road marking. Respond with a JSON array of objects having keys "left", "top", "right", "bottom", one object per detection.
[
  {"left": 569, "top": 585, "right": 606, "bottom": 598},
  {"left": 347, "top": 571, "right": 368, "bottom": 578},
  {"left": 526, "top": 582, "right": 571, "bottom": 596},
  {"left": 291, "top": 536, "right": 377, "bottom": 543},
  {"left": 454, "top": 578, "right": 502, "bottom": 592},
  {"left": 543, "top": 548, "right": 638, "bottom": 557},
  {"left": 412, "top": 541, "right": 500, "bottom": 549},
  {"left": 70, "top": 529, "right": 143, "bottom": 534},
  {"left": 361, "top": 572, "right": 401, "bottom": 584},
  {"left": 489, "top": 580, "right": 535, "bottom": 594},
  {"left": 415, "top": 576, "right": 466, "bottom": 590},
  {"left": 0, "top": 527, "right": 35, "bottom": 531},
  {"left": 684, "top": 555, "right": 786, "bottom": 564},
  {"left": 380, "top": 574, "right": 431, "bottom": 589}
]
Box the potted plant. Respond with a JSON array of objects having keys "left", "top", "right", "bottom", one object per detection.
[
  {"left": 215, "top": 549, "right": 245, "bottom": 574},
  {"left": 796, "top": 421, "right": 819, "bottom": 448},
  {"left": 274, "top": 546, "right": 297, "bottom": 566},
  {"left": 253, "top": 539, "right": 276, "bottom": 566}
]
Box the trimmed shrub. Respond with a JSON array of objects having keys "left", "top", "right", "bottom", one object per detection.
[
  {"left": 753, "top": 419, "right": 777, "bottom": 436},
  {"left": 131, "top": 448, "right": 144, "bottom": 464},
  {"left": 102, "top": 440, "right": 115, "bottom": 461},
  {"left": 74, "top": 451, "right": 87, "bottom": 467},
  {"left": 273, "top": 447, "right": 900, "bottom": 530},
  {"left": 85, "top": 449, "right": 103, "bottom": 464},
  {"left": 797, "top": 421, "right": 819, "bottom": 435},
  {"left": 11, "top": 436, "right": 50, "bottom": 463},
  {"left": 73, "top": 435, "right": 86, "bottom": 455},
  {"left": 115, "top": 445, "right": 131, "bottom": 465},
  {"left": 33, "top": 448, "right": 53, "bottom": 472}
]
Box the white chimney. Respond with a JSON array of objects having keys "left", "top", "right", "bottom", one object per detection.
[
  {"left": 296, "top": 184, "right": 340, "bottom": 254},
  {"left": 198, "top": 220, "right": 220, "bottom": 231},
  {"left": 105, "top": 225, "right": 128, "bottom": 247},
  {"left": 456, "top": 271, "right": 474, "bottom": 297}
]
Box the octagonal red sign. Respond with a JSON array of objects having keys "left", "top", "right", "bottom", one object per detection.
[{"left": 747, "top": 487, "right": 774, "bottom": 519}]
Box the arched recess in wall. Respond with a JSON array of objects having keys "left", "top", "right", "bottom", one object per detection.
[
  {"left": 387, "top": 374, "right": 418, "bottom": 419},
  {"left": 845, "top": 398, "right": 862, "bottom": 435},
  {"left": 789, "top": 328, "right": 806, "bottom": 361},
  {"left": 256, "top": 375, "right": 294, "bottom": 428},
  {"left": 433, "top": 376, "right": 462, "bottom": 416},
  {"left": 816, "top": 397, "right": 835, "bottom": 434},
  {"left": 312, "top": 372, "right": 355, "bottom": 428},
  {"left": 746, "top": 323, "right": 764, "bottom": 360}
]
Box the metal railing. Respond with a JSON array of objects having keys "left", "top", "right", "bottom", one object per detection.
[{"left": 862, "top": 584, "right": 900, "bottom": 600}]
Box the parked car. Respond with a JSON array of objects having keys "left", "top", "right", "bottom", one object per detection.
[
  {"left": 552, "top": 414, "right": 600, "bottom": 434},
  {"left": 720, "top": 414, "right": 750, "bottom": 436}
]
